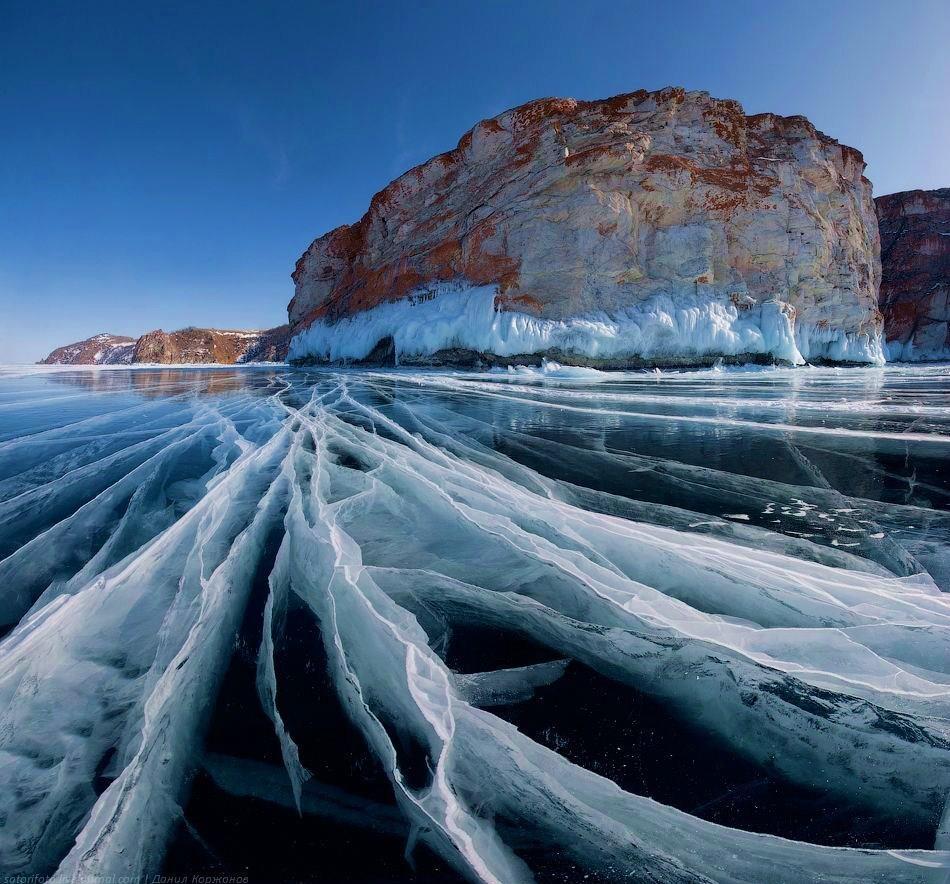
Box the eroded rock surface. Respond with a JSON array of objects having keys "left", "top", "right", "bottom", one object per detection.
[
  {"left": 289, "top": 87, "right": 884, "bottom": 366},
  {"left": 877, "top": 188, "right": 950, "bottom": 361}
]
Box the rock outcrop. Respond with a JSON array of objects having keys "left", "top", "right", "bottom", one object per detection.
[
  {"left": 240, "top": 324, "right": 292, "bottom": 363},
  {"left": 289, "top": 87, "right": 884, "bottom": 367},
  {"left": 130, "top": 326, "right": 288, "bottom": 364},
  {"left": 876, "top": 188, "right": 949, "bottom": 361},
  {"left": 39, "top": 333, "right": 136, "bottom": 365},
  {"left": 39, "top": 326, "right": 290, "bottom": 365}
]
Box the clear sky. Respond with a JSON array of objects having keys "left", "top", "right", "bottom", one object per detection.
[{"left": 2, "top": 0, "right": 948, "bottom": 362}]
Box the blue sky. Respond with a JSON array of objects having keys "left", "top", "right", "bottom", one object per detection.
[{"left": 2, "top": 0, "right": 948, "bottom": 362}]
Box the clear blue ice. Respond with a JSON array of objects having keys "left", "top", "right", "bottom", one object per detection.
[{"left": 0, "top": 363, "right": 948, "bottom": 882}]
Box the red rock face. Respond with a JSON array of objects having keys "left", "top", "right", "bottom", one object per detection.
[
  {"left": 876, "top": 188, "right": 950, "bottom": 360},
  {"left": 130, "top": 326, "right": 291, "bottom": 363},
  {"left": 289, "top": 87, "right": 882, "bottom": 363},
  {"left": 132, "top": 328, "right": 246, "bottom": 364},
  {"left": 39, "top": 327, "right": 290, "bottom": 365}
]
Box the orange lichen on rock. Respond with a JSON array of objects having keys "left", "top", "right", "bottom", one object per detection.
[
  {"left": 496, "top": 291, "right": 544, "bottom": 315},
  {"left": 462, "top": 230, "right": 521, "bottom": 292},
  {"left": 704, "top": 100, "right": 747, "bottom": 146}
]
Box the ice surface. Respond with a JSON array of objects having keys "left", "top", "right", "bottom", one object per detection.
[
  {"left": 0, "top": 363, "right": 947, "bottom": 882},
  {"left": 455, "top": 659, "right": 570, "bottom": 707},
  {"left": 288, "top": 284, "right": 888, "bottom": 366}
]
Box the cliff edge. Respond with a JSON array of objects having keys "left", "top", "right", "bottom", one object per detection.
[
  {"left": 289, "top": 87, "right": 884, "bottom": 367},
  {"left": 877, "top": 188, "right": 950, "bottom": 361}
]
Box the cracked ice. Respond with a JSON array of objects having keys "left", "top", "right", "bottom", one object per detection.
[{"left": 1, "top": 363, "right": 949, "bottom": 882}]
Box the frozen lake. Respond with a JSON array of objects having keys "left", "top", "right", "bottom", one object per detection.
[{"left": 0, "top": 363, "right": 948, "bottom": 882}]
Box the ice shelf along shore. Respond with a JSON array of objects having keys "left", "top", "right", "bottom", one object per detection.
[
  {"left": 288, "top": 284, "right": 888, "bottom": 367},
  {"left": 0, "top": 362, "right": 948, "bottom": 883}
]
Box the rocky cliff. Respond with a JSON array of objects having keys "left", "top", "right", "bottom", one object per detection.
[
  {"left": 876, "top": 188, "right": 949, "bottom": 361},
  {"left": 39, "top": 334, "right": 137, "bottom": 365},
  {"left": 130, "top": 326, "right": 289, "bottom": 364},
  {"left": 289, "top": 87, "right": 884, "bottom": 367},
  {"left": 40, "top": 326, "right": 290, "bottom": 365}
]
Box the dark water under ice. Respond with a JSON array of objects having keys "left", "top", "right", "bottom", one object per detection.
[{"left": 0, "top": 363, "right": 948, "bottom": 883}]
